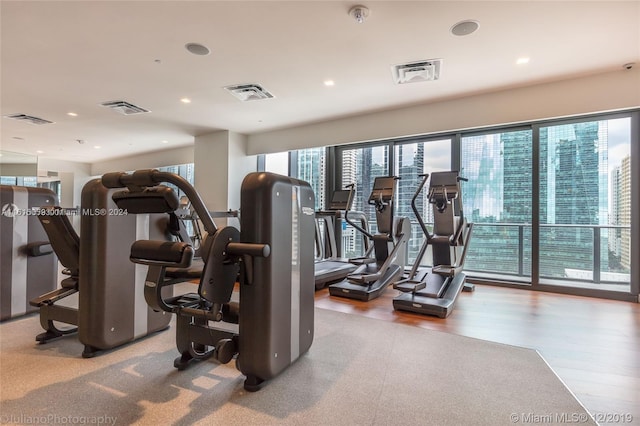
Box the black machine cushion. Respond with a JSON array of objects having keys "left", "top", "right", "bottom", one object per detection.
[
  {"left": 112, "top": 186, "right": 179, "bottom": 214},
  {"left": 165, "top": 258, "right": 205, "bottom": 280},
  {"left": 37, "top": 207, "right": 80, "bottom": 277},
  {"left": 130, "top": 240, "right": 194, "bottom": 268}
]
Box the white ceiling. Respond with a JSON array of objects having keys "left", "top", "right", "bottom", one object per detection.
[{"left": 1, "top": 1, "right": 639, "bottom": 164}]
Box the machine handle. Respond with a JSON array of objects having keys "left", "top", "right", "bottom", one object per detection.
[
  {"left": 412, "top": 174, "right": 432, "bottom": 239},
  {"left": 226, "top": 242, "right": 270, "bottom": 258}
]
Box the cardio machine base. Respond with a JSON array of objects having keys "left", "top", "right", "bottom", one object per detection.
[
  {"left": 314, "top": 259, "right": 359, "bottom": 290},
  {"left": 393, "top": 272, "right": 468, "bottom": 318},
  {"left": 328, "top": 263, "right": 403, "bottom": 301}
]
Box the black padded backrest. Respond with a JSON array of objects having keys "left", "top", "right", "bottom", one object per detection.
[
  {"left": 112, "top": 186, "right": 179, "bottom": 214},
  {"left": 37, "top": 207, "right": 80, "bottom": 277}
]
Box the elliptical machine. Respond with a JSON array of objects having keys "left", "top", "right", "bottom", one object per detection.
[
  {"left": 328, "top": 176, "right": 410, "bottom": 301},
  {"left": 393, "top": 171, "right": 473, "bottom": 318},
  {"left": 314, "top": 186, "right": 370, "bottom": 289},
  {"left": 102, "top": 170, "right": 315, "bottom": 391}
]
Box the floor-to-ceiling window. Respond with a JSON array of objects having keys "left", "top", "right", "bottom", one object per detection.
[
  {"left": 156, "top": 163, "right": 196, "bottom": 236},
  {"left": 261, "top": 148, "right": 328, "bottom": 210},
  {"left": 538, "top": 117, "right": 631, "bottom": 291},
  {"left": 295, "top": 147, "right": 326, "bottom": 210},
  {"left": 339, "top": 144, "right": 389, "bottom": 257},
  {"left": 263, "top": 152, "right": 289, "bottom": 176},
  {"left": 460, "top": 129, "right": 533, "bottom": 281},
  {"left": 259, "top": 110, "right": 636, "bottom": 300},
  {"left": 394, "top": 139, "right": 452, "bottom": 264}
]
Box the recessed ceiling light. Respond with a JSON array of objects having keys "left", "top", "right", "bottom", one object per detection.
[
  {"left": 451, "top": 20, "right": 479, "bottom": 36},
  {"left": 516, "top": 57, "right": 530, "bottom": 65},
  {"left": 180, "top": 98, "right": 191, "bottom": 104},
  {"left": 36, "top": 150, "right": 44, "bottom": 154},
  {"left": 185, "top": 43, "right": 210, "bottom": 56},
  {"left": 324, "top": 80, "right": 335, "bottom": 87},
  {"left": 94, "top": 145, "right": 101, "bottom": 149},
  {"left": 162, "top": 140, "right": 169, "bottom": 144},
  {"left": 67, "top": 112, "right": 78, "bottom": 117}
]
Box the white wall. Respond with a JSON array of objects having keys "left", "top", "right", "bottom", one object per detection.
[
  {"left": 194, "top": 131, "right": 257, "bottom": 227},
  {"left": 247, "top": 68, "right": 640, "bottom": 155},
  {"left": 194, "top": 131, "right": 229, "bottom": 219},
  {"left": 227, "top": 132, "right": 257, "bottom": 212},
  {"left": 90, "top": 145, "right": 193, "bottom": 176},
  {"left": 0, "top": 163, "right": 37, "bottom": 176},
  {"left": 38, "top": 157, "right": 92, "bottom": 209}
]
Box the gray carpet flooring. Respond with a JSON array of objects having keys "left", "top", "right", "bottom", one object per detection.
[{"left": 0, "top": 308, "right": 595, "bottom": 425}]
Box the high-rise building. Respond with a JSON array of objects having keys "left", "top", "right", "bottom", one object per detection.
[
  {"left": 539, "top": 121, "right": 609, "bottom": 278},
  {"left": 609, "top": 166, "right": 622, "bottom": 257},
  {"left": 461, "top": 131, "right": 530, "bottom": 275},
  {"left": 619, "top": 155, "right": 631, "bottom": 269},
  {"left": 461, "top": 122, "right": 614, "bottom": 280},
  {"left": 296, "top": 148, "right": 326, "bottom": 210},
  {"left": 340, "top": 147, "right": 389, "bottom": 257},
  {"left": 396, "top": 143, "right": 425, "bottom": 262}
]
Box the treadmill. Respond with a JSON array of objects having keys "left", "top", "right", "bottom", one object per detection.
[
  {"left": 314, "top": 188, "right": 370, "bottom": 289},
  {"left": 393, "top": 171, "right": 474, "bottom": 318},
  {"left": 328, "top": 176, "right": 411, "bottom": 301}
]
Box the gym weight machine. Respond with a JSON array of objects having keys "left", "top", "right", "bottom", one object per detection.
[{"left": 103, "top": 169, "right": 315, "bottom": 391}]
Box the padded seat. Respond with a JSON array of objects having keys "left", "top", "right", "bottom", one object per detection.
[{"left": 166, "top": 258, "right": 204, "bottom": 280}]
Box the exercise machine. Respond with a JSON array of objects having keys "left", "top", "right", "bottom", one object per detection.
[
  {"left": 104, "top": 170, "right": 314, "bottom": 391},
  {"left": 314, "top": 187, "right": 370, "bottom": 289},
  {"left": 329, "top": 176, "right": 410, "bottom": 301},
  {"left": 393, "top": 171, "right": 473, "bottom": 318},
  {"left": 1, "top": 185, "right": 57, "bottom": 320},
  {"left": 28, "top": 179, "right": 172, "bottom": 357}
]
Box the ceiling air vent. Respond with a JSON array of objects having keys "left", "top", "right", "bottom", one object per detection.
[
  {"left": 100, "top": 100, "right": 150, "bottom": 115},
  {"left": 391, "top": 59, "right": 442, "bottom": 84},
  {"left": 3, "top": 113, "right": 54, "bottom": 125},
  {"left": 224, "top": 84, "right": 274, "bottom": 101}
]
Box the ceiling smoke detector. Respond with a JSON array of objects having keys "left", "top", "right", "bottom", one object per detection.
[
  {"left": 224, "top": 84, "right": 274, "bottom": 101},
  {"left": 100, "top": 100, "right": 150, "bottom": 115},
  {"left": 391, "top": 59, "right": 442, "bottom": 84},
  {"left": 349, "top": 5, "right": 370, "bottom": 24},
  {"left": 3, "top": 113, "right": 54, "bottom": 125}
]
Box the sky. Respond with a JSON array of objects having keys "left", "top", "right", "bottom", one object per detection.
[{"left": 607, "top": 117, "right": 631, "bottom": 170}]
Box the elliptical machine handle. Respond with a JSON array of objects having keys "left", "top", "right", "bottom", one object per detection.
[
  {"left": 412, "top": 174, "right": 432, "bottom": 239},
  {"left": 344, "top": 183, "right": 374, "bottom": 240}
]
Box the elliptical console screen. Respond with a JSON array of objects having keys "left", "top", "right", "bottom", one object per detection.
[
  {"left": 329, "top": 190, "right": 351, "bottom": 210},
  {"left": 369, "top": 177, "right": 395, "bottom": 202}
]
